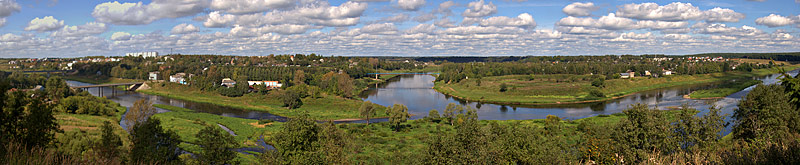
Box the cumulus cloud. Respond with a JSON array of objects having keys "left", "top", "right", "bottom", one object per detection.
[
  {"left": 359, "top": 23, "right": 398, "bottom": 35},
  {"left": 203, "top": 11, "right": 237, "bottom": 28},
  {"left": 50, "top": 22, "right": 107, "bottom": 37},
  {"left": 755, "top": 14, "right": 798, "bottom": 27},
  {"left": 462, "top": 0, "right": 496, "bottom": 17},
  {"left": 562, "top": 2, "right": 597, "bottom": 17},
  {"left": 172, "top": 23, "right": 200, "bottom": 34},
  {"left": 406, "top": 24, "right": 436, "bottom": 34},
  {"left": 479, "top": 13, "right": 536, "bottom": 29},
  {"left": 557, "top": 14, "right": 687, "bottom": 31},
  {"left": 210, "top": 0, "right": 294, "bottom": 14},
  {"left": 111, "top": 32, "right": 132, "bottom": 41},
  {"left": 0, "top": 0, "right": 21, "bottom": 27},
  {"left": 413, "top": 13, "right": 436, "bottom": 22},
  {"left": 398, "top": 0, "right": 425, "bottom": 11},
  {"left": 377, "top": 13, "right": 409, "bottom": 23},
  {"left": 24, "top": 16, "right": 65, "bottom": 32},
  {"left": 92, "top": 0, "right": 208, "bottom": 25},
  {"left": 615, "top": 2, "right": 744, "bottom": 22}
]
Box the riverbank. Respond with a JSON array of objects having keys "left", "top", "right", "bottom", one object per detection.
[
  {"left": 139, "top": 82, "right": 389, "bottom": 120},
  {"left": 434, "top": 65, "right": 800, "bottom": 105},
  {"left": 152, "top": 104, "right": 279, "bottom": 164},
  {"left": 687, "top": 79, "right": 762, "bottom": 99}
]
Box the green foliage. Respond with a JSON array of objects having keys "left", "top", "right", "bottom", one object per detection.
[
  {"left": 124, "top": 99, "right": 156, "bottom": 131},
  {"left": 57, "top": 96, "right": 118, "bottom": 116},
  {"left": 129, "top": 118, "right": 182, "bottom": 164},
  {"left": 614, "top": 104, "right": 672, "bottom": 162},
  {"left": 359, "top": 101, "right": 377, "bottom": 125},
  {"left": 588, "top": 89, "right": 604, "bottom": 98},
  {"left": 499, "top": 83, "right": 507, "bottom": 92},
  {"left": 95, "top": 121, "right": 123, "bottom": 162},
  {"left": 45, "top": 76, "right": 73, "bottom": 101},
  {"left": 54, "top": 129, "right": 93, "bottom": 156},
  {"left": 268, "top": 113, "right": 322, "bottom": 164},
  {"left": 733, "top": 84, "right": 799, "bottom": 141},
  {"left": 196, "top": 124, "right": 239, "bottom": 164},
  {"left": 217, "top": 86, "right": 245, "bottom": 97},
  {"left": 280, "top": 89, "right": 303, "bottom": 109},
  {"left": 591, "top": 78, "right": 605, "bottom": 88},
  {"left": 388, "top": 104, "right": 410, "bottom": 131},
  {"left": 1, "top": 90, "right": 60, "bottom": 149},
  {"left": 427, "top": 109, "right": 440, "bottom": 122}
]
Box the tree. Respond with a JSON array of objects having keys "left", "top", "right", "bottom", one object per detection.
[
  {"left": 428, "top": 109, "right": 440, "bottom": 122},
  {"left": 499, "top": 83, "right": 508, "bottom": 92},
  {"left": 544, "top": 115, "right": 562, "bottom": 135},
  {"left": 293, "top": 70, "right": 306, "bottom": 85},
  {"left": 733, "top": 84, "right": 798, "bottom": 140},
  {"left": 591, "top": 78, "right": 605, "bottom": 88},
  {"left": 280, "top": 89, "right": 303, "bottom": 109},
  {"left": 589, "top": 89, "right": 604, "bottom": 98},
  {"left": 96, "top": 121, "right": 122, "bottom": 161},
  {"left": 443, "top": 103, "right": 462, "bottom": 125},
  {"left": 388, "top": 104, "right": 410, "bottom": 131},
  {"left": 129, "top": 118, "right": 182, "bottom": 164},
  {"left": 124, "top": 99, "right": 156, "bottom": 131},
  {"left": 359, "top": 101, "right": 377, "bottom": 125},
  {"left": 318, "top": 121, "right": 350, "bottom": 164},
  {"left": 197, "top": 124, "right": 238, "bottom": 164},
  {"left": 45, "top": 76, "right": 72, "bottom": 101},
  {"left": 614, "top": 104, "right": 672, "bottom": 162},
  {"left": 269, "top": 113, "right": 322, "bottom": 164}
]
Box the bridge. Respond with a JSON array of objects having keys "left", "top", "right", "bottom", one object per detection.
[{"left": 71, "top": 82, "right": 145, "bottom": 97}]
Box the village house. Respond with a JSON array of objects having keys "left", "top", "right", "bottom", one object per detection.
[
  {"left": 169, "top": 73, "right": 190, "bottom": 85},
  {"left": 247, "top": 81, "right": 283, "bottom": 89},
  {"left": 149, "top": 71, "right": 159, "bottom": 81},
  {"left": 221, "top": 78, "right": 236, "bottom": 87},
  {"left": 620, "top": 72, "right": 635, "bottom": 79},
  {"left": 662, "top": 69, "right": 673, "bottom": 76}
]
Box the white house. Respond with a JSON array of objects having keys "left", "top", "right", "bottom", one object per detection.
[
  {"left": 247, "top": 81, "right": 282, "bottom": 89},
  {"left": 620, "top": 72, "right": 635, "bottom": 79},
  {"left": 221, "top": 78, "right": 236, "bottom": 87},
  {"left": 126, "top": 52, "right": 159, "bottom": 58},
  {"left": 169, "top": 73, "right": 189, "bottom": 85},
  {"left": 149, "top": 71, "right": 159, "bottom": 80}
]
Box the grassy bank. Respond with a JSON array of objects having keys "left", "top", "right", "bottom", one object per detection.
[
  {"left": 152, "top": 104, "right": 280, "bottom": 164},
  {"left": 140, "top": 82, "right": 388, "bottom": 120},
  {"left": 688, "top": 79, "right": 762, "bottom": 99},
  {"left": 54, "top": 103, "right": 131, "bottom": 149},
  {"left": 434, "top": 65, "right": 800, "bottom": 105}
]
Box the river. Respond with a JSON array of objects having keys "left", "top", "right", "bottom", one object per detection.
[{"left": 67, "top": 69, "right": 797, "bottom": 135}]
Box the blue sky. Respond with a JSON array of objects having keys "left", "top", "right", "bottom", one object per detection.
[{"left": 0, "top": 0, "right": 799, "bottom": 57}]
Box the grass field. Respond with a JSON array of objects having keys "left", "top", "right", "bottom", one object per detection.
[
  {"left": 152, "top": 104, "right": 281, "bottom": 164},
  {"left": 434, "top": 65, "right": 800, "bottom": 105},
  {"left": 140, "top": 82, "right": 389, "bottom": 120},
  {"left": 689, "top": 79, "right": 762, "bottom": 99},
  {"left": 54, "top": 103, "right": 131, "bottom": 149}
]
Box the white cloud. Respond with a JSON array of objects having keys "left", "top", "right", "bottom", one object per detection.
[
  {"left": 260, "top": 24, "right": 319, "bottom": 35},
  {"left": 0, "top": 0, "right": 21, "bottom": 27},
  {"left": 0, "top": 33, "right": 25, "bottom": 42},
  {"left": 203, "top": 11, "right": 237, "bottom": 28},
  {"left": 479, "top": 13, "right": 536, "bottom": 29},
  {"left": 636, "top": 20, "right": 688, "bottom": 30},
  {"left": 462, "top": 0, "right": 496, "bottom": 17},
  {"left": 413, "top": 13, "right": 436, "bottom": 22},
  {"left": 398, "top": 0, "right": 425, "bottom": 11},
  {"left": 92, "top": 0, "right": 208, "bottom": 25},
  {"left": 210, "top": 0, "right": 294, "bottom": 14},
  {"left": 359, "top": 23, "right": 398, "bottom": 35},
  {"left": 171, "top": 23, "right": 200, "bottom": 34},
  {"left": 378, "top": 13, "right": 409, "bottom": 23},
  {"left": 24, "top": 16, "right": 65, "bottom": 32},
  {"left": 111, "top": 32, "right": 132, "bottom": 41},
  {"left": 596, "top": 13, "right": 637, "bottom": 30},
  {"left": 563, "top": 2, "right": 597, "bottom": 17},
  {"left": 755, "top": 14, "right": 797, "bottom": 27},
  {"left": 50, "top": 22, "right": 107, "bottom": 37},
  {"left": 615, "top": 2, "right": 744, "bottom": 22},
  {"left": 406, "top": 24, "right": 436, "bottom": 34}
]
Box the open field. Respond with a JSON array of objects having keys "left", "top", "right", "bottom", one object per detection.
[
  {"left": 152, "top": 104, "right": 281, "bottom": 164},
  {"left": 140, "top": 82, "right": 389, "bottom": 120},
  {"left": 688, "top": 79, "right": 762, "bottom": 99},
  {"left": 54, "top": 104, "right": 131, "bottom": 149},
  {"left": 434, "top": 65, "right": 800, "bottom": 105}
]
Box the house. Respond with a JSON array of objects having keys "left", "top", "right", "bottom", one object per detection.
[
  {"left": 247, "top": 81, "right": 283, "bottom": 89},
  {"left": 169, "top": 73, "right": 189, "bottom": 85},
  {"left": 620, "top": 72, "right": 635, "bottom": 79},
  {"left": 149, "top": 72, "right": 159, "bottom": 80},
  {"left": 644, "top": 71, "right": 651, "bottom": 76},
  {"left": 221, "top": 78, "right": 236, "bottom": 87},
  {"left": 663, "top": 69, "right": 673, "bottom": 76},
  {"left": 126, "top": 52, "right": 158, "bottom": 58}
]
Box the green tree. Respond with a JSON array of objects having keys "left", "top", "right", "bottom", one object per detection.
[
  {"left": 280, "top": 89, "right": 303, "bottom": 109},
  {"left": 614, "top": 104, "right": 672, "bottom": 162},
  {"left": 95, "top": 121, "right": 123, "bottom": 162},
  {"left": 427, "top": 109, "right": 440, "bottom": 122},
  {"left": 544, "top": 115, "right": 562, "bottom": 135},
  {"left": 318, "top": 121, "right": 350, "bottom": 164},
  {"left": 129, "top": 118, "right": 182, "bottom": 164},
  {"left": 733, "top": 84, "right": 798, "bottom": 140},
  {"left": 293, "top": 70, "right": 306, "bottom": 85},
  {"left": 443, "top": 103, "right": 462, "bottom": 125},
  {"left": 388, "top": 104, "right": 410, "bottom": 131},
  {"left": 499, "top": 83, "right": 508, "bottom": 92},
  {"left": 359, "top": 101, "right": 377, "bottom": 125},
  {"left": 45, "top": 76, "right": 72, "bottom": 101},
  {"left": 197, "top": 124, "right": 238, "bottom": 164},
  {"left": 270, "top": 113, "right": 322, "bottom": 164},
  {"left": 591, "top": 78, "right": 605, "bottom": 88}
]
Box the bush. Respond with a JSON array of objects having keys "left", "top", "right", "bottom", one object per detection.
[
  {"left": 280, "top": 90, "right": 303, "bottom": 109},
  {"left": 591, "top": 78, "right": 605, "bottom": 88},
  {"left": 217, "top": 87, "right": 244, "bottom": 97},
  {"left": 427, "top": 109, "right": 440, "bottom": 123},
  {"left": 589, "top": 89, "right": 604, "bottom": 98},
  {"left": 58, "top": 96, "right": 118, "bottom": 116},
  {"left": 499, "top": 83, "right": 508, "bottom": 92}
]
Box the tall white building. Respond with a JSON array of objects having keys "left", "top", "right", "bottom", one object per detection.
[{"left": 126, "top": 52, "right": 159, "bottom": 58}]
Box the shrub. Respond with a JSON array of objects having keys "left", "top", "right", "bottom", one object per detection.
[
  {"left": 499, "top": 83, "right": 508, "bottom": 92},
  {"left": 589, "top": 89, "right": 604, "bottom": 98},
  {"left": 217, "top": 87, "right": 244, "bottom": 97}
]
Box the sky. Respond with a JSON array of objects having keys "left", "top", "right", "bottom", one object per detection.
[{"left": 0, "top": 0, "right": 799, "bottom": 58}]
